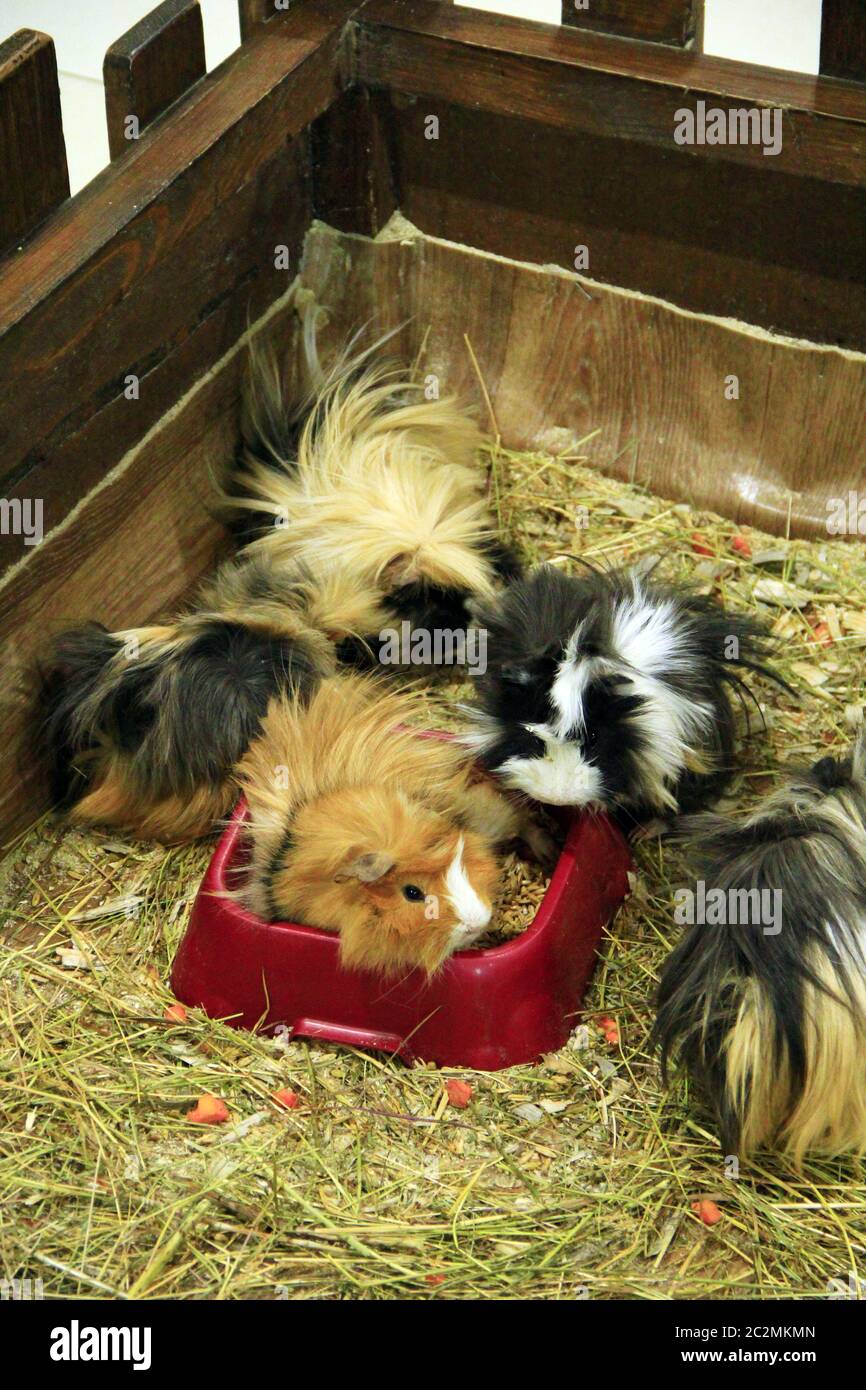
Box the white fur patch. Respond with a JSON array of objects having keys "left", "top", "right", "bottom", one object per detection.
[
  {"left": 445, "top": 835, "right": 492, "bottom": 948},
  {"left": 610, "top": 584, "right": 681, "bottom": 676},
  {"left": 500, "top": 725, "right": 605, "bottom": 807},
  {"left": 549, "top": 585, "right": 716, "bottom": 811},
  {"left": 550, "top": 632, "right": 593, "bottom": 737},
  {"left": 456, "top": 707, "right": 502, "bottom": 754}
]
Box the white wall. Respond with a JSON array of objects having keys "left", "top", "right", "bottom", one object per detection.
[
  {"left": 2, "top": 0, "right": 823, "bottom": 195},
  {"left": 1, "top": 0, "right": 240, "bottom": 192},
  {"left": 703, "top": 0, "right": 821, "bottom": 74}
]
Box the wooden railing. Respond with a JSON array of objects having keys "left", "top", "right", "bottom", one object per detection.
[{"left": 562, "top": 0, "right": 866, "bottom": 81}]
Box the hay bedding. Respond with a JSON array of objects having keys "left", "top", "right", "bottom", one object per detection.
[{"left": 3, "top": 439, "right": 866, "bottom": 1301}]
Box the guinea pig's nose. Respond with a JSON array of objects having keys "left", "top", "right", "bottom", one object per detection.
[{"left": 448, "top": 915, "right": 492, "bottom": 953}]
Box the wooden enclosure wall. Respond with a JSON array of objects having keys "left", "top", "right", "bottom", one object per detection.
[
  {"left": 0, "top": 0, "right": 865, "bottom": 840},
  {"left": 352, "top": 2, "right": 866, "bottom": 354},
  {"left": 299, "top": 216, "right": 866, "bottom": 541}
]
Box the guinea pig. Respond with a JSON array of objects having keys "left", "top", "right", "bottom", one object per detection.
[
  {"left": 464, "top": 562, "right": 786, "bottom": 825},
  {"left": 34, "top": 555, "right": 391, "bottom": 841},
  {"left": 654, "top": 734, "right": 866, "bottom": 1163},
  {"left": 235, "top": 673, "right": 554, "bottom": 976},
  {"left": 221, "top": 301, "right": 521, "bottom": 661}
]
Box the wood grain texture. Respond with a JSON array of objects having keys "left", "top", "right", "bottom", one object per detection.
[
  {"left": 0, "top": 137, "right": 311, "bottom": 572},
  {"left": 238, "top": 0, "right": 277, "bottom": 41},
  {"left": 384, "top": 97, "right": 866, "bottom": 353},
  {"left": 311, "top": 84, "right": 397, "bottom": 234},
  {"left": 0, "top": 292, "right": 302, "bottom": 842},
  {"left": 0, "top": 3, "right": 358, "bottom": 572},
  {"left": 0, "top": 30, "right": 69, "bottom": 253},
  {"left": 352, "top": 0, "right": 866, "bottom": 350},
  {"left": 820, "top": 0, "right": 866, "bottom": 83},
  {"left": 298, "top": 216, "right": 866, "bottom": 541},
  {"left": 104, "top": 0, "right": 207, "bottom": 161},
  {"left": 354, "top": 0, "right": 866, "bottom": 186},
  {"left": 561, "top": 0, "right": 700, "bottom": 48}
]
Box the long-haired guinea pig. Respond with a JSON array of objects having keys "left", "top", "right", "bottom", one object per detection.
[
  {"left": 34, "top": 555, "right": 392, "bottom": 841},
  {"left": 235, "top": 674, "right": 554, "bottom": 976},
  {"left": 464, "top": 563, "right": 785, "bottom": 824},
  {"left": 654, "top": 734, "right": 866, "bottom": 1163},
  {"left": 220, "top": 302, "right": 520, "bottom": 653}
]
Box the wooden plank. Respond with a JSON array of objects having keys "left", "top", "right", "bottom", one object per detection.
[
  {"left": 104, "top": 0, "right": 207, "bottom": 161},
  {"left": 353, "top": 0, "right": 866, "bottom": 351},
  {"left": 0, "top": 291, "right": 302, "bottom": 842},
  {"left": 0, "top": 30, "right": 69, "bottom": 253},
  {"left": 311, "top": 84, "right": 397, "bottom": 234},
  {"left": 820, "top": 0, "right": 866, "bottom": 84},
  {"left": 561, "top": 0, "right": 701, "bottom": 48},
  {"left": 0, "top": 2, "right": 360, "bottom": 572},
  {"left": 384, "top": 97, "right": 866, "bottom": 354},
  {"left": 239, "top": 0, "right": 283, "bottom": 41},
  {"left": 354, "top": 0, "right": 866, "bottom": 187},
  {"left": 0, "top": 137, "right": 311, "bottom": 571},
  {"left": 298, "top": 217, "right": 866, "bottom": 542}
]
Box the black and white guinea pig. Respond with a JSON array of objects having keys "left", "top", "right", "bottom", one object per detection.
[
  {"left": 464, "top": 563, "right": 785, "bottom": 824},
  {"left": 654, "top": 734, "right": 866, "bottom": 1161}
]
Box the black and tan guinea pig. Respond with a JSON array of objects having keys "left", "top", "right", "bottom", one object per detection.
[
  {"left": 654, "top": 733, "right": 866, "bottom": 1162},
  {"left": 464, "top": 563, "right": 786, "bottom": 826},
  {"left": 235, "top": 674, "right": 556, "bottom": 976},
  {"left": 34, "top": 555, "right": 392, "bottom": 841},
  {"left": 220, "top": 303, "right": 521, "bottom": 655}
]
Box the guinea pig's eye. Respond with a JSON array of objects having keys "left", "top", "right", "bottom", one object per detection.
[{"left": 402, "top": 884, "right": 425, "bottom": 903}]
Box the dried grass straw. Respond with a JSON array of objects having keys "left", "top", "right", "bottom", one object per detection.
[{"left": 2, "top": 438, "right": 866, "bottom": 1300}]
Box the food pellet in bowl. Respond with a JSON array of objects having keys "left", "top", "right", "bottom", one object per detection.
[{"left": 476, "top": 851, "right": 550, "bottom": 947}]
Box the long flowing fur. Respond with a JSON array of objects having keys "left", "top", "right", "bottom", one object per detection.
[
  {"left": 465, "top": 563, "right": 786, "bottom": 819},
  {"left": 221, "top": 315, "right": 521, "bottom": 640},
  {"left": 235, "top": 675, "right": 535, "bottom": 975},
  {"left": 654, "top": 733, "right": 866, "bottom": 1162},
  {"left": 34, "top": 557, "right": 390, "bottom": 841}
]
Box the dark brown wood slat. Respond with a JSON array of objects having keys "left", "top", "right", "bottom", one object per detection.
[
  {"left": 311, "top": 84, "right": 397, "bottom": 234},
  {"left": 820, "top": 0, "right": 866, "bottom": 83},
  {"left": 352, "top": 0, "right": 866, "bottom": 350},
  {"left": 354, "top": 0, "right": 866, "bottom": 184},
  {"left": 0, "top": 1, "right": 362, "bottom": 563},
  {"left": 0, "top": 30, "right": 69, "bottom": 253},
  {"left": 386, "top": 97, "right": 866, "bottom": 354},
  {"left": 104, "top": 0, "right": 207, "bottom": 160},
  {"left": 0, "top": 137, "right": 310, "bottom": 571},
  {"left": 239, "top": 0, "right": 281, "bottom": 41},
  {"left": 561, "top": 0, "right": 700, "bottom": 48}
]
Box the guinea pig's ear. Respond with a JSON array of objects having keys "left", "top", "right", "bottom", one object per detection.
[{"left": 334, "top": 850, "right": 395, "bottom": 884}]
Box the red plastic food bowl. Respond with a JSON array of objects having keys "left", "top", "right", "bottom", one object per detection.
[
  {"left": 171, "top": 791, "right": 631, "bottom": 1070},
  {"left": 170, "top": 789, "right": 631, "bottom": 1067}
]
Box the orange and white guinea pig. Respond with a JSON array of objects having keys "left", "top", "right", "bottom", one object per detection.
[{"left": 235, "top": 674, "right": 555, "bottom": 976}]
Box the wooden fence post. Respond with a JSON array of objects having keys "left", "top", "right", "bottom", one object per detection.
[
  {"left": 0, "top": 30, "right": 69, "bottom": 253},
  {"left": 820, "top": 0, "right": 866, "bottom": 83},
  {"left": 104, "top": 0, "right": 207, "bottom": 161},
  {"left": 561, "top": 0, "right": 702, "bottom": 48}
]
